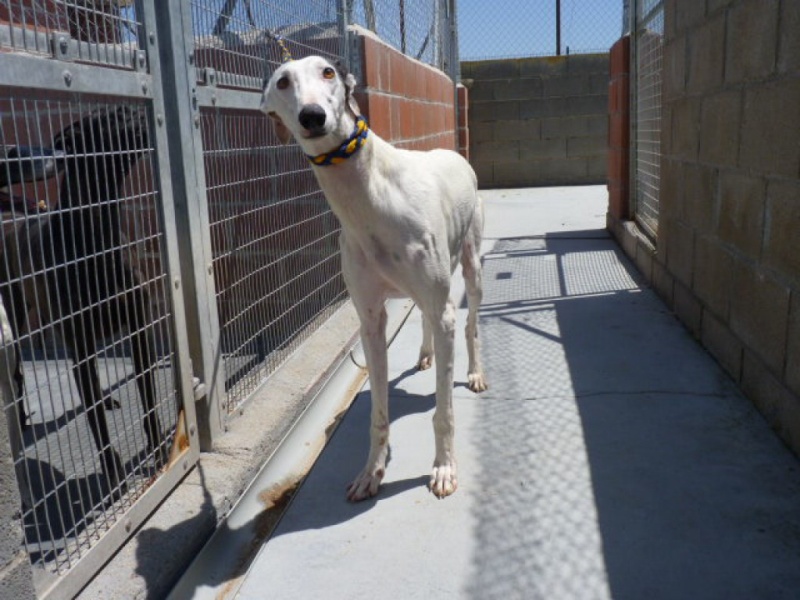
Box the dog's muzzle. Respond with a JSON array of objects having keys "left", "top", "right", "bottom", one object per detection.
[{"left": 298, "top": 104, "right": 327, "bottom": 136}]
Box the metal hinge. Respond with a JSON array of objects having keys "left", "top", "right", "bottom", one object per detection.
[
  {"left": 134, "top": 49, "right": 147, "bottom": 72},
  {"left": 199, "top": 67, "right": 217, "bottom": 87},
  {"left": 50, "top": 32, "right": 74, "bottom": 61}
]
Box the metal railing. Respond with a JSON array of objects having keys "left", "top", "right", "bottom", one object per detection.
[
  {"left": 0, "top": 0, "right": 456, "bottom": 596},
  {"left": 631, "top": 0, "right": 663, "bottom": 238},
  {"left": 0, "top": 3, "right": 198, "bottom": 597}
]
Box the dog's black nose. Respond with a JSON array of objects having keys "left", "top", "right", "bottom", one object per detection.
[{"left": 298, "top": 104, "right": 327, "bottom": 131}]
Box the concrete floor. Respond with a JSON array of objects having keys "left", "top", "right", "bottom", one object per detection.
[{"left": 183, "top": 186, "right": 800, "bottom": 600}]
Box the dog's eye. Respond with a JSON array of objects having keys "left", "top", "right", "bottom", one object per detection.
[
  {"left": 276, "top": 76, "right": 289, "bottom": 90},
  {"left": 322, "top": 67, "right": 336, "bottom": 80}
]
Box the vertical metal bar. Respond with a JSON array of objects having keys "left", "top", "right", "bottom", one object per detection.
[
  {"left": 629, "top": 0, "right": 638, "bottom": 224},
  {"left": 449, "top": 0, "right": 460, "bottom": 82},
  {"left": 556, "top": 0, "right": 561, "bottom": 56},
  {"left": 337, "top": 0, "right": 351, "bottom": 71},
  {"left": 400, "top": 0, "right": 406, "bottom": 54},
  {"left": 146, "top": 0, "right": 223, "bottom": 450},
  {"left": 432, "top": 0, "right": 440, "bottom": 69}
]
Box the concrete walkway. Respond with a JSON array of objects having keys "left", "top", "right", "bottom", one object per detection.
[{"left": 202, "top": 186, "right": 800, "bottom": 599}]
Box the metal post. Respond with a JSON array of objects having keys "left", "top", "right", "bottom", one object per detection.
[
  {"left": 400, "top": 0, "right": 406, "bottom": 54},
  {"left": 151, "top": 0, "right": 225, "bottom": 450},
  {"left": 629, "top": 0, "right": 638, "bottom": 222},
  {"left": 337, "top": 0, "right": 351, "bottom": 72},
  {"left": 556, "top": 0, "right": 561, "bottom": 55}
]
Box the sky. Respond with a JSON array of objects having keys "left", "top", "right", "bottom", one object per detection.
[
  {"left": 122, "top": 1, "right": 624, "bottom": 63},
  {"left": 457, "top": 0, "right": 624, "bottom": 61}
]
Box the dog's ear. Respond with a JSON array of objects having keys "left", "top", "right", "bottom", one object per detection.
[
  {"left": 344, "top": 72, "right": 361, "bottom": 117},
  {"left": 268, "top": 112, "right": 293, "bottom": 145},
  {"left": 335, "top": 60, "right": 361, "bottom": 117}
]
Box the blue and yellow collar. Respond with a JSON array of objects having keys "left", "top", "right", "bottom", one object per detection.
[{"left": 306, "top": 116, "right": 369, "bottom": 166}]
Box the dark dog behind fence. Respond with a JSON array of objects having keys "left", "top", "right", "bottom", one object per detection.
[{"left": 1, "top": 105, "right": 174, "bottom": 499}]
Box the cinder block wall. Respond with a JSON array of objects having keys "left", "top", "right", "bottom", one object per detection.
[
  {"left": 612, "top": 0, "right": 800, "bottom": 454},
  {"left": 462, "top": 55, "right": 609, "bottom": 188},
  {"left": 353, "top": 27, "right": 456, "bottom": 152}
]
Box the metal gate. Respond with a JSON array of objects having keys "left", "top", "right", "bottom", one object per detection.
[
  {"left": 186, "top": 0, "right": 348, "bottom": 417},
  {"left": 631, "top": 0, "right": 664, "bottom": 238},
  {"left": 1, "top": 1, "right": 457, "bottom": 596},
  {"left": 0, "top": 2, "right": 199, "bottom": 598}
]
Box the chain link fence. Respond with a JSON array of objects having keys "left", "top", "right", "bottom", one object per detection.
[
  {"left": 458, "top": 0, "right": 623, "bottom": 61},
  {"left": 631, "top": 0, "right": 663, "bottom": 238},
  {"left": 347, "top": 0, "right": 456, "bottom": 75}
]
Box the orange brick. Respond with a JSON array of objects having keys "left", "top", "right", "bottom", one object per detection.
[
  {"left": 609, "top": 112, "right": 630, "bottom": 148},
  {"left": 353, "top": 91, "right": 370, "bottom": 121},
  {"left": 424, "top": 69, "right": 435, "bottom": 101},
  {"left": 389, "top": 96, "right": 402, "bottom": 143},
  {"left": 362, "top": 36, "right": 380, "bottom": 90},
  {"left": 445, "top": 106, "right": 455, "bottom": 131},
  {"left": 400, "top": 98, "right": 414, "bottom": 140},
  {"left": 608, "top": 181, "right": 630, "bottom": 220},
  {"left": 410, "top": 65, "right": 426, "bottom": 100},
  {"left": 389, "top": 51, "right": 407, "bottom": 96},
  {"left": 368, "top": 93, "right": 391, "bottom": 139},
  {"left": 610, "top": 36, "right": 631, "bottom": 77}
]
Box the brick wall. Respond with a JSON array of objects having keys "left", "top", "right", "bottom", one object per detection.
[
  {"left": 608, "top": 37, "right": 630, "bottom": 220},
  {"left": 457, "top": 83, "right": 470, "bottom": 160},
  {"left": 610, "top": 0, "right": 800, "bottom": 455},
  {"left": 353, "top": 27, "right": 457, "bottom": 151},
  {"left": 462, "top": 54, "right": 609, "bottom": 188}
]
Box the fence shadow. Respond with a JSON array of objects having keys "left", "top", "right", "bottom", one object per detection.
[
  {"left": 465, "top": 232, "right": 800, "bottom": 599},
  {"left": 135, "top": 464, "right": 218, "bottom": 600},
  {"left": 136, "top": 369, "right": 434, "bottom": 599}
]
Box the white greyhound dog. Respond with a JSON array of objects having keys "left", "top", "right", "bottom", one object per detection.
[{"left": 261, "top": 56, "right": 487, "bottom": 501}]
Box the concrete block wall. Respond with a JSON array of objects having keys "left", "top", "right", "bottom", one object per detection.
[
  {"left": 462, "top": 54, "right": 609, "bottom": 188},
  {"left": 610, "top": 0, "right": 800, "bottom": 455}
]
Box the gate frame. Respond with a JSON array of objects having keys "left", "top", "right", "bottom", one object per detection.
[{"left": 0, "top": 2, "right": 202, "bottom": 597}]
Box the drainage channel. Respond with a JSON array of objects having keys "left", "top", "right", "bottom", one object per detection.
[{"left": 167, "top": 298, "right": 415, "bottom": 600}]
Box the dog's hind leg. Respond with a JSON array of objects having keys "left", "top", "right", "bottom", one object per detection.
[
  {"left": 461, "top": 200, "right": 488, "bottom": 393},
  {"left": 67, "top": 328, "right": 125, "bottom": 489},
  {"left": 127, "top": 291, "right": 165, "bottom": 468}
]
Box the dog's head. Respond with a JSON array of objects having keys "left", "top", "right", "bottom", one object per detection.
[{"left": 260, "top": 55, "right": 360, "bottom": 148}]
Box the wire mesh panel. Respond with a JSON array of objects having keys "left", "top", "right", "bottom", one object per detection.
[
  {"left": 200, "top": 108, "right": 347, "bottom": 412},
  {"left": 633, "top": 0, "right": 663, "bottom": 238},
  {"left": 458, "top": 0, "right": 623, "bottom": 60},
  {"left": 0, "top": 92, "right": 183, "bottom": 580},
  {"left": 188, "top": 1, "right": 349, "bottom": 413},
  {"left": 0, "top": 0, "right": 142, "bottom": 68},
  {"left": 190, "top": 0, "right": 342, "bottom": 89}
]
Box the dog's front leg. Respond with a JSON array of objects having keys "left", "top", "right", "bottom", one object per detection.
[
  {"left": 347, "top": 302, "right": 390, "bottom": 502},
  {"left": 430, "top": 298, "right": 458, "bottom": 498}
]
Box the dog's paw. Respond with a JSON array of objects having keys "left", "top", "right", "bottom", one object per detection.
[
  {"left": 468, "top": 372, "right": 488, "bottom": 393},
  {"left": 416, "top": 354, "right": 433, "bottom": 371},
  {"left": 346, "top": 467, "right": 385, "bottom": 502},
  {"left": 430, "top": 461, "right": 457, "bottom": 498}
]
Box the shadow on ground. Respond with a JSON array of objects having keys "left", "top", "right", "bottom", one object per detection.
[{"left": 466, "top": 231, "right": 800, "bottom": 599}]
